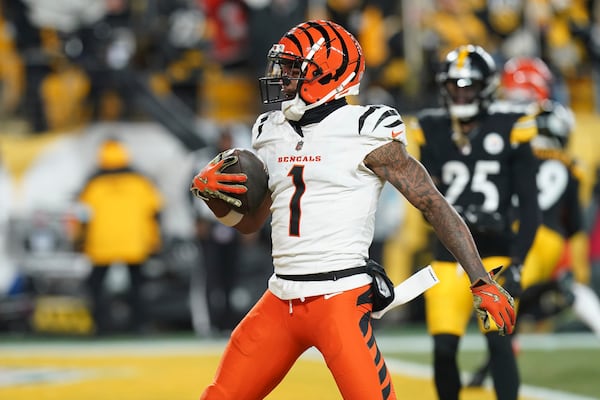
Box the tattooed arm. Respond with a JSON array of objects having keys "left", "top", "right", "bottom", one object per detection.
[{"left": 364, "top": 141, "right": 488, "bottom": 284}]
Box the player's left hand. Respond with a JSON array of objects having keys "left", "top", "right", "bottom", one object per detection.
[
  {"left": 190, "top": 151, "right": 248, "bottom": 207},
  {"left": 470, "top": 266, "right": 516, "bottom": 336}
]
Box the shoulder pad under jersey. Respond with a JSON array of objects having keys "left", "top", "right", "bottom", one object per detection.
[
  {"left": 510, "top": 114, "right": 537, "bottom": 144},
  {"left": 356, "top": 104, "right": 407, "bottom": 145}
]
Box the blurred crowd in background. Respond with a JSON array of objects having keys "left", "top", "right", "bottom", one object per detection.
[
  {"left": 0, "top": 0, "right": 600, "bottom": 337},
  {"left": 4, "top": 0, "right": 600, "bottom": 131}
]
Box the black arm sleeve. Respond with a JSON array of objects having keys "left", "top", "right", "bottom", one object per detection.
[{"left": 511, "top": 142, "right": 541, "bottom": 262}]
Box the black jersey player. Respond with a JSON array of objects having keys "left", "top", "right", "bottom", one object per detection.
[
  {"left": 467, "top": 57, "right": 600, "bottom": 388},
  {"left": 411, "top": 45, "right": 541, "bottom": 400}
]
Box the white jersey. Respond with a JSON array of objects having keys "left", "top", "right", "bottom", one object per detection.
[{"left": 251, "top": 104, "right": 407, "bottom": 299}]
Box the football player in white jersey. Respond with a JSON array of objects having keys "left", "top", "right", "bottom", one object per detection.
[{"left": 191, "top": 20, "right": 515, "bottom": 400}]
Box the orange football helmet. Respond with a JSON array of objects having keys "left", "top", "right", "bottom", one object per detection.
[
  {"left": 501, "top": 57, "right": 553, "bottom": 102},
  {"left": 259, "top": 20, "right": 365, "bottom": 105}
]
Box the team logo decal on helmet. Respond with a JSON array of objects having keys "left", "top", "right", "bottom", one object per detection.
[{"left": 259, "top": 20, "right": 365, "bottom": 106}]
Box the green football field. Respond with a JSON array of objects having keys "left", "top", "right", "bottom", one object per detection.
[
  {"left": 380, "top": 327, "right": 600, "bottom": 400},
  {"left": 0, "top": 326, "right": 598, "bottom": 400}
]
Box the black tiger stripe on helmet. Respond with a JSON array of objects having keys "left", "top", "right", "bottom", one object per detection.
[{"left": 259, "top": 20, "right": 365, "bottom": 105}]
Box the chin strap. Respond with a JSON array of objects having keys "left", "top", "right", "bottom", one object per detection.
[
  {"left": 282, "top": 37, "right": 326, "bottom": 122},
  {"left": 282, "top": 72, "right": 358, "bottom": 121},
  {"left": 282, "top": 95, "right": 308, "bottom": 121}
]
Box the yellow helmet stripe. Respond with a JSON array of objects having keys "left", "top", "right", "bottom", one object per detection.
[{"left": 456, "top": 46, "right": 470, "bottom": 69}]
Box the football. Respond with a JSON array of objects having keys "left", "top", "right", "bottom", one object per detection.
[{"left": 220, "top": 148, "right": 269, "bottom": 214}]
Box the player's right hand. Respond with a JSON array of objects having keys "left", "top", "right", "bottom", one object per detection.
[
  {"left": 470, "top": 266, "right": 516, "bottom": 336},
  {"left": 190, "top": 151, "right": 247, "bottom": 208}
]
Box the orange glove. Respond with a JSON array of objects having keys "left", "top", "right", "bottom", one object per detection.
[
  {"left": 190, "top": 151, "right": 248, "bottom": 208},
  {"left": 470, "top": 266, "right": 516, "bottom": 336}
]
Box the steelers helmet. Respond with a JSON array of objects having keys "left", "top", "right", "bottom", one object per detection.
[
  {"left": 534, "top": 100, "right": 574, "bottom": 149},
  {"left": 259, "top": 20, "right": 365, "bottom": 105},
  {"left": 502, "top": 57, "right": 553, "bottom": 102},
  {"left": 436, "top": 45, "right": 499, "bottom": 121}
]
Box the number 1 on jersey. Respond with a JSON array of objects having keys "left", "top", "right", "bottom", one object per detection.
[{"left": 288, "top": 165, "right": 305, "bottom": 236}]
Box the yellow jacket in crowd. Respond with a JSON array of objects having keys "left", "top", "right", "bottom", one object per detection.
[{"left": 77, "top": 139, "right": 163, "bottom": 266}]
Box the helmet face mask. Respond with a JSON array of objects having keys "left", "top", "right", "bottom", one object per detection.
[
  {"left": 259, "top": 44, "right": 318, "bottom": 104},
  {"left": 442, "top": 79, "right": 484, "bottom": 119},
  {"left": 437, "top": 45, "right": 499, "bottom": 121},
  {"left": 259, "top": 20, "right": 364, "bottom": 106}
]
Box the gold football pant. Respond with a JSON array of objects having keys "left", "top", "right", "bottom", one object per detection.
[
  {"left": 425, "top": 256, "right": 511, "bottom": 335},
  {"left": 522, "top": 225, "right": 566, "bottom": 289}
]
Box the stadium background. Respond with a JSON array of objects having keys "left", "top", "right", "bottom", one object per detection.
[{"left": 1, "top": 1, "right": 600, "bottom": 399}]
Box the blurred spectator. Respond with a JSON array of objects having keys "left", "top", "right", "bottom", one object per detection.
[
  {"left": 69, "top": 0, "right": 136, "bottom": 121},
  {"left": 3, "top": 0, "right": 55, "bottom": 132},
  {"left": 76, "top": 138, "right": 163, "bottom": 335},
  {"left": 0, "top": 8, "right": 24, "bottom": 119},
  {"left": 67, "top": 0, "right": 206, "bottom": 120},
  {"left": 534, "top": 0, "right": 590, "bottom": 110},
  {"left": 2, "top": 0, "right": 109, "bottom": 132},
  {"left": 196, "top": 0, "right": 258, "bottom": 123},
  {"left": 188, "top": 125, "right": 246, "bottom": 334},
  {"left": 538, "top": 0, "right": 589, "bottom": 80},
  {"left": 586, "top": 0, "right": 600, "bottom": 112},
  {"left": 338, "top": 1, "right": 412, "bottom": 110},
  {"left": 246, "top": 0, "right": 308, "bottom": 79},
  {"left": 156, "top": 1, "right": 207, "bottom": 113},
  {"left": 419, "top": 0, "right": 492, "bottom": 104},
  {"left": 474, "top": 0, "right": 539, "bottom": 64},
  {"left": 3, "top": 0, "right": 207, "bottom": 149},
  {"left": 0, "top": 152, "right": 18, "bottom": 301},
  {"left": 199, "top": 0, "right": 249, "bottom": 69}
]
